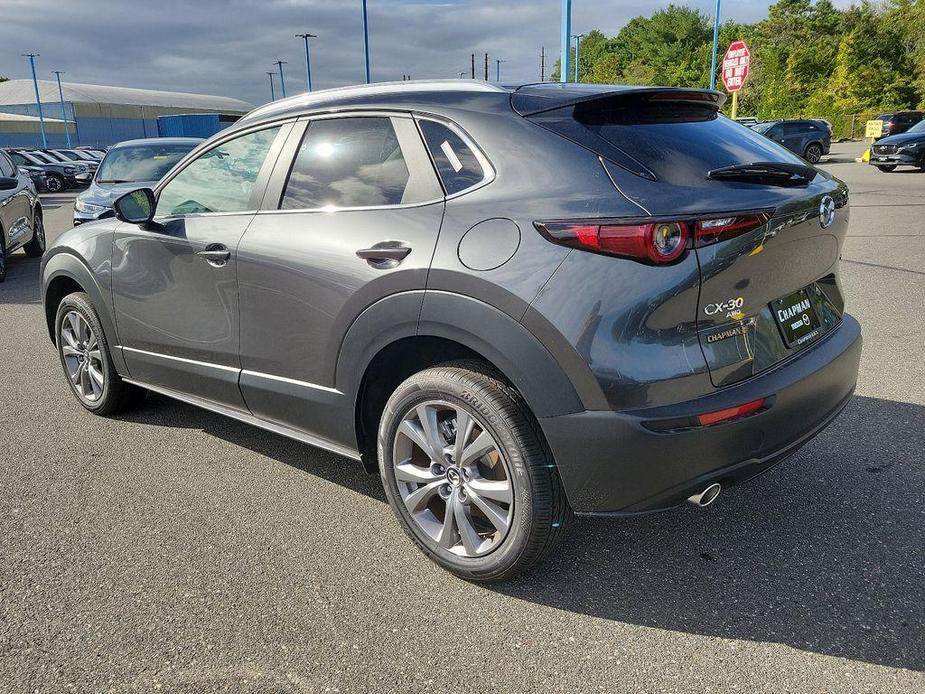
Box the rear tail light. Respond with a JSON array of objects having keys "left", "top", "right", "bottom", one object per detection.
[{"left": 536, "top": 213, "right": 769, "bottom": 264}]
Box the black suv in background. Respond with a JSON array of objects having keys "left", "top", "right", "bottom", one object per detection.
[
  {"left": 0, "top": 149, "right": 44, "bottom": 281},
  {"left": 751, "top": 119, "right": 831, "bottom": 163},
  {"left": 874, "top": 111, "right": 924, "bottom": 140},
  {"left": 870, "top": 119, "right": 925, "bottom": 171}
]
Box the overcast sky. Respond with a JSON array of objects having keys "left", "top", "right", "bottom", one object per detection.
[{"left": 0, "top": 0, "right": 852, "bottom": 107}]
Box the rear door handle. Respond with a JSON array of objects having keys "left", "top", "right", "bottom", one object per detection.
[
  {"left": 356, "top": 241, "right": 411, "bottom": 267},
  {"left": 197, "top": 244, "right": 231, "bottom": 267}
]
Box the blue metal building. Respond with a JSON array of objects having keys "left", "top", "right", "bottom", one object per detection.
[{"left": 0, "top": 80, "right": 252, "bottom": 148}]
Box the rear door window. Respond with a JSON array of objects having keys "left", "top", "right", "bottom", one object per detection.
[
  {"left": 417, "top": 120, "right": 487, "bottom": 195},
  {"left": 281, "top": 116, "right": 440, "bottom": 209}
]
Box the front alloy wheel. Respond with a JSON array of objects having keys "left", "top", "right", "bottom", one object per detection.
[
  {"left": 60, "top": 309, "right": 106, "bottom": 403},
  {"left": 55, "top": 291, "right": 146, "bottom": 415},
  {"left": 379, "top": 362, "right": 570, "bottom": 582}
]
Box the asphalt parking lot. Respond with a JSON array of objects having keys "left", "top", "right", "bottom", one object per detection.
[{"left": 1, "top": 141, "right": 923, "bottom": 693}]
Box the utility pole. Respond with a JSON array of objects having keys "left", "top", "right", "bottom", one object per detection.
[
  {"left": 560, "top": 0, "right": 571, "bottom": 83},
  {"left": 572, "top": 33, "right": 584, "bottom": 82},
  {"left": 296, "top": 33, "right": 317, "bottom": 92},
  {"left": 362, "top": 0, "right": 371, "bottom": 83},
  {"left": 274, "top": 60, "right": 287, "bottom": 98},
  {"left": 540, "top": 46, "right": 545, "bottom": 81},
  {"left": 51, "top": 70, "right": 71, "bottom": 147},
  {"left": 22, "top": 53, "right": 47, "bottom": 148},
  {"left": 495, "top": 58, "right": 506, "bottom": 82},
  {"left": 709, "top": 0, "right": 721, "bottom": 90},
  {"left": 471, "top": 53, "right": 475, "bottom": 79},
  {"left": 484, "top": 53, "right": 489, "bottom": 81},
  {"left": 266, "top": 71, "right": 277, "bottom": 101}
]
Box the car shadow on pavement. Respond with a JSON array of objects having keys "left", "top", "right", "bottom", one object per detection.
[
  {"left": 494, "top": 394, "right": 924, "bottom": 672},
  {"left": 0, "top": 254, "right": 42, "bottom": 305},
  {"left": 118, "top": 389, "right": 923, "bottom": 672},
  {"left": 115, "top": 393, "right": 387, "bottom": 503}
]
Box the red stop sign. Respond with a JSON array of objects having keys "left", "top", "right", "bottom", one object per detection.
[{"left": 721, "top": 40, "right": 750, "bottom": 92}]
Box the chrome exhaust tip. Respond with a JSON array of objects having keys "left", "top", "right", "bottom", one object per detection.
[{"left": 687, "top": 482, "right": 721, "bottom": 508}]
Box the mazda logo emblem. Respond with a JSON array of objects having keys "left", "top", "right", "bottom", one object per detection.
[
  {"left": 819, "top": 196, "right": 836, "bottom": 229},
  {"left": 446, "top": 467, "right": 462, "bottom": 486}
]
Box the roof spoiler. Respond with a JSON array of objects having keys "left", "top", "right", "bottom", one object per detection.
[{"left": 511, "top": 84, "right": 726, "bottom": 117}]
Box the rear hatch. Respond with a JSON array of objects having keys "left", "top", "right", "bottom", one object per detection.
[{"left": 514, "top": 85, "right": 849, "bottom": 387}]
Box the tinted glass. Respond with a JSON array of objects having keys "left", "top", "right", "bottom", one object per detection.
[
  {"left": 54, "top": 151, "right": 82, "bottom": 161},
  {"left": 97, "top": 142, "right": 199, "bottom": 184},
  {"left": 8, "top": 152, "right": 28, "bottom": 166},
  {"left": 536, "top": 99, "right": 805, "bottom": 186},
  {"left": 908, "top": 120, "right": 925, "bottom": 134},
  {"left": 783, "top": 122, "right": 805, "bottom": 135},
  {"left": 418, "top": 120, "right": 485, "bottom": 195},
  {"left": 30, "top": 152, "right": 56, "bottom": 164},
  {"left": 157, "top": 128, "right": 280, "bottom": 216},
  {"left": 281, "top": 118, "right": 410, "bottom": 209}
]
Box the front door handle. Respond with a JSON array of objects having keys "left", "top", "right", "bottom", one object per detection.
[
  {"left": 356, "top": 241, "right": 411, "bottom": 268},
  {"left": 197, "top": 244, "right": 231, "bottom": 267}
]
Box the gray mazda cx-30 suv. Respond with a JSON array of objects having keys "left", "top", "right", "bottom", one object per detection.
[{"left": 41, "top": 81, "right": 861, "bottom": 582}]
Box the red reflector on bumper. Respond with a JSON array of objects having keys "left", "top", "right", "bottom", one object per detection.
[{"left": 696, "top": 397, "right": 766, "bottom": 426}]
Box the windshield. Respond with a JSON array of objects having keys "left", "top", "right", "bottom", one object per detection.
[
  {"left": 54, "top": 151, "right": 82, "bottom": 161},
  {"left": 907, "top": 120, "right": 925, "bottom": 134},
  {"left": 95, "top": 142, "right": 198, "bottom": 183}
]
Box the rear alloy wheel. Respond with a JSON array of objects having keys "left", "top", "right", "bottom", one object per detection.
[
  {"left": 45, "top": 173, "right": 64, "bottom": 193},
  {"left": 378, "top": 361, "right": 570, "bottom": 582},
  {"left": 23, "top": 213, "right": 45, "bottom": 257},
  {"left": 876, "top": 165, "right": 897, "bottom": 172},
  {"left": 55, "top": 292, "right": 146, "bottom": 415},
  {"left": 804, "top": 143, "right": 823, "bottom": 163}
]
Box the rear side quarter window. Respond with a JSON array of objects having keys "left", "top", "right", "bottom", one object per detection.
[{"left": 417, "top": 119, "right": 488, "bottom": 195}]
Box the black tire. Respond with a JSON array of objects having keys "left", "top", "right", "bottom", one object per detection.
[
  {"left": 876, "top": 165, "right": 897, "bottom": 172},
  {"left": 378, "top": 360, "right": 570, "bottom": 583},
  {"left": 804, "top": 143, "right": 823, "bottom": 163},
  {"left": 54, "top": 291, "right": 146, "bottom": 415},
  {"left": 0, "top": 234, "right": 6, "bottom": 283},
  {"left": 45, "top": 173, "right": 64, "bottom": 193},
  {"left": 22, "top": 211, "right": 45, "bottom": 258}
]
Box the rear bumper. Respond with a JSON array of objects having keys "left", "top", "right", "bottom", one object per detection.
[{"left": 539, "top": 314, "right": 862, "bottom": 514}]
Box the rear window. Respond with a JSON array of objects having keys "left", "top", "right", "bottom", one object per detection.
[{"left": 528, "top": 95, "right": 805, "bottom": 186}]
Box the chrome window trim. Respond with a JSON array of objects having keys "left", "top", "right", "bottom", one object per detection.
[{"left": 412, "top": 113, "right": 495, "bottom": 200}]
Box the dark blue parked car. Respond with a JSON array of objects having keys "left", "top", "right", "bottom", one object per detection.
[{"left": 751, "top": 119, "right": 831, "bottom": 163}]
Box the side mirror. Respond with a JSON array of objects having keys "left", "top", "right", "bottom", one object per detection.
[
  {"left": 113, "top": 188, "right": 156, "bottom": 225},
  {"left": 0, "top": 176, "right": 18, "bottom": 191}
]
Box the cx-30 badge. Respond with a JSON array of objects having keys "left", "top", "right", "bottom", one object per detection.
[{"left": 819, "top": 196, "right": 836, "bottom": 228}]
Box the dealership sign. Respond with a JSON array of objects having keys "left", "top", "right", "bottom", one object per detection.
[{"left": 722, "top": 40, "right": 750, "bottom": 92}]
